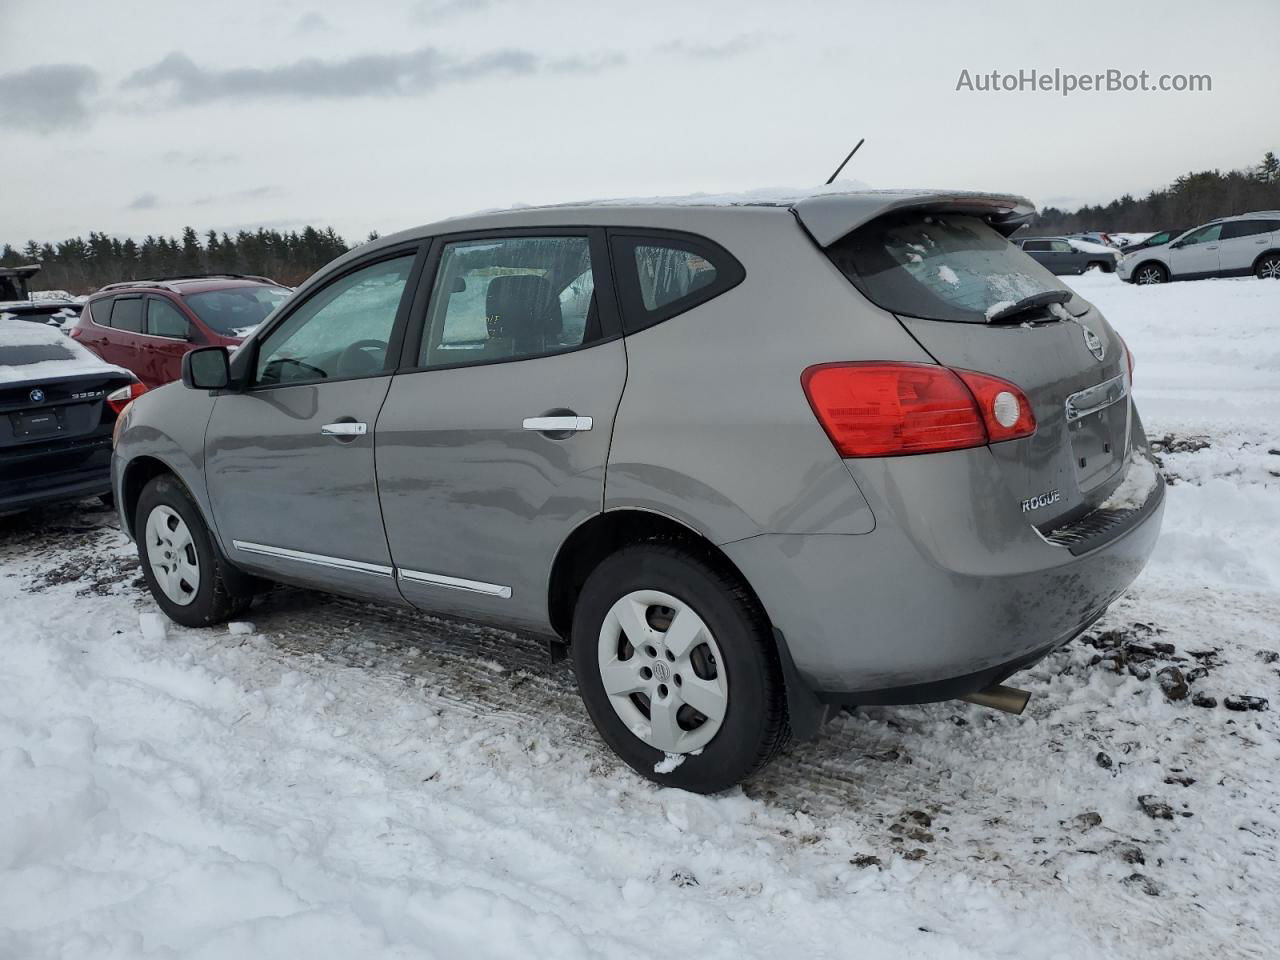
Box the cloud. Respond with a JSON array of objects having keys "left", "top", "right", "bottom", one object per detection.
[
  {"left": 162, "top": 149, "right": 239, "bottom": 166},
  {"left": 658, "top": 35, "right": 764, "bottom": 61},
  {"left": 294, "top": 11, "right": 329, "bottom": 34},
  {"left": 193, "top": 185, "right": 281, "bottom": 206},
  {"left": 0, "top": 64, "right": 98, "bottom": 133},
  {"left": 128, "top": 193, "right": 160, "bottom": 210},
  {"left": 412, "top": 0, "right": 502, "bottom": 23},
  {"left": 122, "top": 46, "right": 622, "bottom": 105}
]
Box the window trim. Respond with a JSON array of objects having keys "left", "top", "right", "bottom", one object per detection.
[
  {"left": 607, "top": 229, "right": 745, "bottom": 334},
  {"left": 396, "top": 226, "right": 622, "bottom": 375},
  {"left": 236, "top": 241, "right": 428, "bottom": 393}
]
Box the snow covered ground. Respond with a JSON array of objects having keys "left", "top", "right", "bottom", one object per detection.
[{"left": 2, "top": 272, "right": 1277, "bottom": 959}]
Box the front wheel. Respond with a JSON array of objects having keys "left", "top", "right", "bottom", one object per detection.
[
  {"left": 1134, "top": 262, "right": 1168, "bottom": 285},
  {"left": 571, "top": 544, "right": 789, "bottom": 793},
  {"left": 136, "top": 474, "right": 252, "bottom": 628},
  {"left": 1255, "top": 254, "right": 1280, "bottom": 280}
]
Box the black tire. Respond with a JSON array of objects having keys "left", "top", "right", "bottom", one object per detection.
[
  {"left": 1134, "top": 262, "right": 1168, "bottom": 285},
  {"left": 97, "top": 493, "right": 115, "bottom": 508},
  {"left": 135, "top": 474, "right": 253, "bottom": 628},
  {"left": 1255, "top": 253, "right": 1280, "bottom": 280},
  {"left": 571, "top": 544, "right": 789, "bottom": 794}
]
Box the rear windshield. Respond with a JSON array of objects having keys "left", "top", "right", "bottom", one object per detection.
[
  {"left": 827, "top": 213, "right": 1084, "bottom": 323},
  {"left": 184, "top": 285, "right": 291, "bottom": 337}
]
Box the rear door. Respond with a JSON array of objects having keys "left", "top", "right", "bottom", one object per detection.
[
  {"left": 97, "top": 295, "right": 147, "bottom": 374},
  {"left": 376, "top": 230, "right": 625, "bottom": 629},
  {"left": 1218, "top": 219, "right": 1280, "bottom": 273},
  {"left": 1168, "top": 223, "right": 1222, "bottom": 277},
  {"left": 204, "top": 246, "right": 424, "bottom": 601},
  {"left": 142, "top": 295, "right": 198, "bottom": 386}
]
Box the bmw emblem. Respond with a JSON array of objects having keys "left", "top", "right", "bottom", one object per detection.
[
  {"left": 1083, "top": 327, "right": 1105, "bottom": 362},
  {"left": 29, "top": 388, "right": 45, "bottom": 404}
]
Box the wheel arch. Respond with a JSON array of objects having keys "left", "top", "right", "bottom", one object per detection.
[
  {"left": 1251, "top": 248, "right": 1280, "bottom": 275},
  {"left": 120, "top": 454, "right": 184, "bottom": 538},
  {"left": 547, "top": 507, "right": 829, "bottom": 739}
]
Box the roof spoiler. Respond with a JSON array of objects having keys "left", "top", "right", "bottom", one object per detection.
[
  {"left": 791, "top": 191, "right": 1036, "bottom": 246},
  {"left": 0, "top": 264, "right": 42, "bottom": 280}
]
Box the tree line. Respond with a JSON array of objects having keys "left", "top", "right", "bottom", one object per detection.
[
  {"left": 1032, "top": 150, "right": 1280, "bottom": 233},
  {"left": 0, "top": 226, "right": 370, "bottom": 295}
]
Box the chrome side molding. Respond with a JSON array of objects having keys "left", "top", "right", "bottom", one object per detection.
[
  {"left": 231, "top": 540, "right": 394, "bottom": 577},
  {"left": 397, "top": 568, "right": 513, "bottom": 599}
]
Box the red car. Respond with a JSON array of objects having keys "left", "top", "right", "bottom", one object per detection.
[{"left": 70, "top": 275, "right": 291, "bottom": 388}]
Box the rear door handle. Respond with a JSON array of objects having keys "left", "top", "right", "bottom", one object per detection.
[
  {"left": 321, "top": 421, "right": 368, "bottom": 437},
  {"left": 522, "top": 416, "right": 592, "bottom": 432}
]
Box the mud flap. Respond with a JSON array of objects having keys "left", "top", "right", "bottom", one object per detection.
[{"left": 773, "top": 627, "right": 831, "bottom": 740}]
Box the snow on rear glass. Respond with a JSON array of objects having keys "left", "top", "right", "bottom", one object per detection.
[{"left": 0, "top": 342, "right": 76, "bottom": 366}]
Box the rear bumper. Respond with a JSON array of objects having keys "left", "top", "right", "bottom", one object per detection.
[
  {"left": 0, "top": 436, "right": 113, "bottom": 513},
  {"left": 723, "top": 454, "right": 1165, "bottom": 701}
]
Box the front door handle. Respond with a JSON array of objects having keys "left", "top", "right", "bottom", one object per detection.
[
  {"left": 321, "top": 421, "right": 368, "bottom": 437},
  {"left": 522, "top": 416, "right": 592, "bottom": 433}
]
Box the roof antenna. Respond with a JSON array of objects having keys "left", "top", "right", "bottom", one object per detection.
[{"left": 825, "top": 138, "right": 865, "bottom": 185}]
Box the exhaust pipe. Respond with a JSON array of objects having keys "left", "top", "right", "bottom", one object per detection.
[{"left": 959, "top": 684, "right": 1031, "bottom": 715}]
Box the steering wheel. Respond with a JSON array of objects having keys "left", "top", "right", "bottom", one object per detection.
[{"left": 336, "top": 339, "right": 388, "bottom": 377}]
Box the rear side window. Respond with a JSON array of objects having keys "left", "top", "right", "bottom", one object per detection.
[
  {"left": 1022, "top": 240, "right": 1048, "bottom": 252},
  {"left": 417, "top": 235, "right": 601, "bottom": 369},
  {"left": 609, "top": 232, "right": 744, "bottom": 333},
  {"left": 827, "top": 213, "right": 1081, "bottom": 324},
  {"left": 1221, "top": 219, "right": 1280, "bottom": 239},
  {"left": 110, "top": 297, "right": 143, "bottom": 333}
]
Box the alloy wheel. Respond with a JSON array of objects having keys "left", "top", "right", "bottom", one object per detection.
[
  {"left": 1258, "top": 256, "right": 1280, "bottom": 280},
  {"left": 596, "top": 589, "right": 728, "bottom": 754},
  {"left": 1135, "top": 265, "right": 1166, "bottom": 284},
  {"left": 144, "top": 504, "right": 200, "bottom": 605}
]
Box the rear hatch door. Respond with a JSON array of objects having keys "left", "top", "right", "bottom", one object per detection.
[{"left": 818, "top": 206, "right": 1131, "bottom": 529}]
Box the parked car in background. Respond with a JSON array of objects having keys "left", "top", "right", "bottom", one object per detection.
[
  {"left": 0, "top": 265, "right": 82, "bottom": 328},
  {"left": 1, "top": 317, "right": 140, "bottom": 514},
  {"left": 114, "top": 189, "right": 1164, "bottom": 793},
  {"left": 1117, "top": 212, "right": 1280, "bottom": 284},
  {"left": 71, "top": 275, "right": 291, "bottom": 387},
  {"left": 1065, "top": 232, "right": 1119, "bottom": 248},
  {"left": 1118, "top": 228, "right": 1188, "bottom": 255},
  {"left": 1016, "top": 237, "right": 1120, "bottom": 274}
]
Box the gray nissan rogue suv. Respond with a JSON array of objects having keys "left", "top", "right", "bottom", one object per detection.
[{"left": 112, "top": 190, "right": 1165, "bottom": 793}]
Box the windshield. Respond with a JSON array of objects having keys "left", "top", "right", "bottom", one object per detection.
[
  {"left": 827, "top": 213, "right": 1084, "bottom": 323},
  {"left": 183, "top": 285, "right": 291, "bottom": 337}
]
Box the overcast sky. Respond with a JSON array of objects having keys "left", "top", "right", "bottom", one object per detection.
[{"left": 1, "top": 0, "right": 1275, "bottom": 245}]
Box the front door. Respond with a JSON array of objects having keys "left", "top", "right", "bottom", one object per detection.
[
  {"left": 1168, "top": 223, "right": 1222, "bottom": 278},
  {"left": 141, "top": 295, "right": 197, "bottom": 387},
  {"left": 204, "top": 248, "right": 423, "bottom": 601},
  {"left": 376, "top": 231, "right": 625, "bottom": 630}
]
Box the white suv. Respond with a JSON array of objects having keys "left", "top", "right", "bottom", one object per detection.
[{"left": 1118, "top": 211, "right": 1280, "bottom": 284}]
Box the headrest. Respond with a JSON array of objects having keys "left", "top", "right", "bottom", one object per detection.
[{"left": 485, "top": 274, "right": 561, "bottom": 343}]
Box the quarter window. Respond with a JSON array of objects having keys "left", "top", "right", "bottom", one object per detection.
[
  {"left": 255, "top": 254, "right": 414, "bottom": 386},
  {"left": 147, "top": 298, "right": 191, "bottom": 339},
  {"left": 418, "top": 236, "right": 596, "bottom": 369},
  {"left": 609, "top": 232, "right": 745, "bottom": 334},
  {"left": 90, "top": 297, "right": 114, "bottom": 326}
]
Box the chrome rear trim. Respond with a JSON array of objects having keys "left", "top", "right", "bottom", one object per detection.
[
  {"left": 397, "top": 568, "right": 512, "bottom": 599},
  {"left": 1065, "top": 372, "right": 1128, "bottom": 423},
  {"left": 231, "top": 540, "right": 394, "bottom": 577}
]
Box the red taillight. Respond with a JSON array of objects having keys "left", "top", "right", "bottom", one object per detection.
[
  {"left": 801, "top": 362, "right": 1035, "bottom": 458},
  {"left": 107, "top": 381, "right": 147, "bottom": 416},
  {"left": 1118, "top": 333, "right": 1134, "bottom": 382}
]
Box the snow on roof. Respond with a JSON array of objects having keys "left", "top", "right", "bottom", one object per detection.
[{"left": 0, "top": 318, "right": 132, "bottom": 385}]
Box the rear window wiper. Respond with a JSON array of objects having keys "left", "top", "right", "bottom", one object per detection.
[{"left": 985, "top": 290, "right": 1073, "bottom": 324}]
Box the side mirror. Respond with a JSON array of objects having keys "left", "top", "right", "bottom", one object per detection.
[{"left": 182, "top": 346, "right": 231, "bottom": 390}]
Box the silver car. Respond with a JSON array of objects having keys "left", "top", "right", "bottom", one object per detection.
[
  {"left": 1118, "top": 210, "right": 1280, "bottom": 284},
  {"left": 112, "top": 190, "right": 1165, "bottom": 793}
]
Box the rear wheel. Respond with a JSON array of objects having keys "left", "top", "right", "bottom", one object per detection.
[
  {"left": 571, "top": 544, "right": 788, "bottom": 793},
  {"left": 136, "top": 474, "right": 252, "bottom": 628},
  {"left": 1255, "top": 254, "right": 1280, "bottom": 280},
  {"left": 1134, "top": 262, "right": 1168, "bottom": 285}
]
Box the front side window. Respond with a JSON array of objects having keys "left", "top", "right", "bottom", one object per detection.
[
  {"left": 255, "top": 255, "right": 414, "bottom": 386},
  {"left": 827, "top": 213, "right": 1081, "bottom": 324},
  {"left": 1022, "top": 240, "right": 1048, "bottom": 252},
  {"left": 418, "top": 236, "right": 595, "bottom": 369},
  {"left": 147, "top": 298, "right": 190, "bottom": 339},
  {"left": 185, "top": 285, "right": 291, "bottom": 338},
  {"left": 1180, "top": 224, "right": 1222, "bottom": 246},
  {"left": 1049, "top": 240, "right": 1074, "bottom": 253}
]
